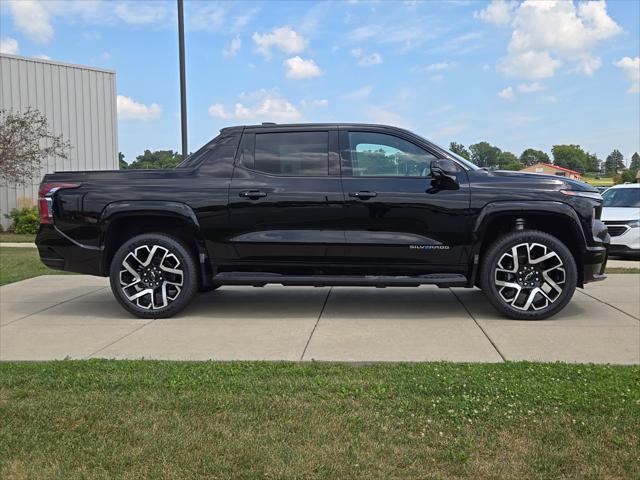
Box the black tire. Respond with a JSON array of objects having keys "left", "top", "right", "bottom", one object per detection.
[
  {"left": 109, "top": 233, "right": 198, "bottom": 319},
  {"left": 480, "top": 230, "right": 577, "bottom": 320}
]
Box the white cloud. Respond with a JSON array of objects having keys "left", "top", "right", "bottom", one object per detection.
[
  {"left": 5, "top": 0, "right": 53, "bottom": 43},
  {"left": 573, "top": 54, "right": 602, "bottom": 76},
  {"left": 543, "top": 95, "right": 558, "bottom": 103},
  {"left": 208, "top": 90, "right": 301, "bottom": 121},
  {"left": 430, "top": 74, "right": 444, "bottom": 82},
  {"left": 117, "top": 95, "right": 162, "bottom": 120},
  {"left": 341, "top": 85, "right": 373, "bottom": 101},
  {"left": 498, "top": 86, "right": 515, "bottom": 101},
  {"left": 283, "top": 56, "right": 322, "bottom": 79},
  {"left": 516, "top": 81, "right": 543, "bottom": 93},
  {"left": 615, "top": 56, "right": 640, "bottom": 93},
  {"left": 33, "top": 53, "right": 51, "bottom": 60},
  {"left": 187, "top": 3, "right": 225, "bottom": 31},
  {"left": 223, "top": 37, "right": 242, "bottom": 57},
  {"left": 499, "top": 50, "right": 561, "bottom": 79},
  {"left": 365, "top": 106, "right": 408, "bottom": 128},
  {"left": 252, "top": 26, "right": 307, "bottom": 59},
  {"left": 208, "top": 104, "right": 232, "bottom": 119},
  {"left": 301, "top": 99, "right": 328, "bottom": 108},
  {"left": 113, "top": 2, "right": 168, "bottom": 25},
  {"left": 488, "top": 0, "right": 621, "bottom": 79},
  {"left": 474, "top": 0, "right": 518, "bottom": 26},
  {"left": 426, "top": 61, "right": 455, "bottom": 71},
  {"left": 0, "top": 37, "right": 19, "bottom": 55},
  {"left": 351, "top": 48, "right": 383, "bottom": 67}
]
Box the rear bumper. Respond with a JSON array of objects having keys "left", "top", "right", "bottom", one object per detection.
[{"left": 35, "top": 224, "right": 104, "bottom": 276}]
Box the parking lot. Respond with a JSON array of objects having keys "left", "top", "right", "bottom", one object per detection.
[{"left": 1, "top": 274, "right": 638, "bottom": 364}]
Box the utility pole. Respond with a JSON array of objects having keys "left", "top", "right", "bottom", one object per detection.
[{"left": 177, "top": 0, "right": 188, "bottom": 160}]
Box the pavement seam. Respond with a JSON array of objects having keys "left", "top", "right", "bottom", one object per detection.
[
  {"left": 85, "top": 319, "right": 156, "bottom": 359},
  {"left": 577, "top": 290, "right": 640, "bottom": 322},
  {"left": 300, "top": 287, "right": 332, "bottom": 361},
  {"left": 450, "top": 288, "right": 506, "bottom": 362},
  {"left": 1, "top": 286, "right": 108, "bottom": 328}
]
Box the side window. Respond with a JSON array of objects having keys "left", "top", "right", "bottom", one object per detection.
[
  {"left": 347, "top": 132, "right": 437, "bottom": 177},
  {"left": 252, "top": 131, "right": 329, "bottom": 176}
]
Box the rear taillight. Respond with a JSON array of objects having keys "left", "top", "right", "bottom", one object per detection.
[{"left": 38, "top": 182, "right": 80, "bottom": 224}]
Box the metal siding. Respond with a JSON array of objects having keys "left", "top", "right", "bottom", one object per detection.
[{"left": 0, "top": 54, "right": 117, "bottom": 229}]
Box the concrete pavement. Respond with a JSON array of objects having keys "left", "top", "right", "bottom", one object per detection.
[{"left": 1, "top": 274, "right": 638, "bottom": 364}]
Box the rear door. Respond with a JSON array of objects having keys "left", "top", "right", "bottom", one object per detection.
[
  {"left": 227, "top": 126, "right": 344, "bottom": 264},
  {"left": 339, "top": 127, "right": 471, "bottom": 268}
]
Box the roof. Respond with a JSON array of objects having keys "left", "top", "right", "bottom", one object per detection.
[
  {"left": 607, "top": 182, "right": 639, "bottom": 189},
  {"left": 0, "top": 53, "right": 115, "bottom": 75},
  {"left": 540, "top": 163, "right": 582, "bottom": 176}
]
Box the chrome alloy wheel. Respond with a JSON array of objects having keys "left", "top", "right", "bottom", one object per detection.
[
  {"left": 119, "top": 244, "right": 184, "bottom": 310},
  {"left": 494, "top": 242, "right": 566, "bottom": 311}
]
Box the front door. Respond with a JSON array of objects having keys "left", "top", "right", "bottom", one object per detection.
[
  {"left": 227, "top": 128, "right": 345, "bottom": 267},
  {"left": 339, "top": 129, "right": 471, "bottom": 269}
]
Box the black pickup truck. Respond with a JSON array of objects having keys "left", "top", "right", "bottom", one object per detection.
[{"left": 36, "top": 123, "right": 609, "bottom": 319}]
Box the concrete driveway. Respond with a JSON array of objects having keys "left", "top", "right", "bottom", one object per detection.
[{"left": 1, "top": 274, "right": 638, "bottom": 364}]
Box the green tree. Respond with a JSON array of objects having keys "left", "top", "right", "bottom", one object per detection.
[
  {"left": 584, "top": 152, "right": 600, "bottom": 173},
  {"left": 604, "top": 149, "right": 625, "bottom": 175},
  {"left": 469, "top": 141, "right": 501, "bottom": 168},
  {"left": 519, "top": 148, "right": 549, "bottom": 167},
  {"left": 127, "top": 150, "right": 183, "bottom": 169},
  {"left": 551, "top": 145, "right": 587, "bottom": 173},
  {"left": 449, "top": 142, "right": 470, "bottom": 160},
  {"left": 630, "top": 152, "right": 640, "bottom": 171},
  {"left": 497, "top": 151, "right": 520, "bottom": 168},
  {"left": 118, "top": 152, "right": 128, "bottom": 170}
]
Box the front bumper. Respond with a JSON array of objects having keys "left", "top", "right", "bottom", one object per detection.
[{"left": 582, "top": 219, "right": 609, "bottom": 284}]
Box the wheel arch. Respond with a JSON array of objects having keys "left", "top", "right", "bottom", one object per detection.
[
  {"left": 100, "top": 201, "right": 211, "bottom": 285},
  {"left": 471, "top": 201, "right": 587, "bottom": 287}
]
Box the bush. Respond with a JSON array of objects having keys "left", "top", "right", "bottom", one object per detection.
[
  {"left": 6, "top": 206, "right": 39, "bottom": 234},
  {"left": 614, "top": 169, "right": 638, "bottom": 185}
]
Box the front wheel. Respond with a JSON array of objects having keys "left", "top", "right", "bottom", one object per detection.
[
  {"left": 480, "top": 230, "right": 577, "bottom": 320},
  {"left": 109, "top": 233, "right": 198, "bottom": 318}
]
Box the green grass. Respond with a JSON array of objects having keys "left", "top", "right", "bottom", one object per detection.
[
  {"left": 607, "top": 267, "right": 640, "bottom": 274},
  {"left": 0, "top": 247, "right": 71, "bottom": 286},
  {"left": 0, "top": 361, "right": 638, "bottom": 479},
  {"left": 582, "top": 174, "right": 614, "bottom": 187},
  {"left": 0, "top": 233, "right": 36, "bottom": 243}
]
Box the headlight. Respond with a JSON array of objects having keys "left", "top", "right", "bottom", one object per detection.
[
  {"left": 560, "top": 190, "right": 602, "bottom": 200},
  {"left": 628, "top": 219, "right": 640, "bottom": 228}
]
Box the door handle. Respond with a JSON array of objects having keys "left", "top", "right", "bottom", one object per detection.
[
  {"left": 349, "top": 191, "right": 377, "bottom": 200},
  {"left": 239, "top": 190, "right": 267, "bottom": 199}
]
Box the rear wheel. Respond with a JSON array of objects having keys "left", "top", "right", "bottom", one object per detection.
[
  {"left": 480, "top": 230, "right": 577, "bottom": 320},
  {"left": 109, "top": 233, "right": 198, "bottom": 318}
]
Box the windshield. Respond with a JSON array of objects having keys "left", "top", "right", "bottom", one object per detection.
[{"left": 602, "top": 187, "right": 640, "bottom": 207}]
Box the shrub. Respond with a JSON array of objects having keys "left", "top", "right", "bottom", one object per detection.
[{"left": 6, "top": 206, "right": 39, "bottom": 234}]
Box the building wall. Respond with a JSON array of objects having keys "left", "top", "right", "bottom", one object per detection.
[
  {"left": 0, "top": 54, "right": 118, "bottom": 229},
  {"left": 520, "top": 163, "right": 581, "bottom": 180}
]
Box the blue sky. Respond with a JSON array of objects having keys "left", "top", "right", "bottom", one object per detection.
[{"left": 1, "top": 0, "right": 639, "bottom": 166}]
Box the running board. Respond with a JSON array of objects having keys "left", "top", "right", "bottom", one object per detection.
[{"left": 212, "top": 272, "right": 467, "bottom": 288}]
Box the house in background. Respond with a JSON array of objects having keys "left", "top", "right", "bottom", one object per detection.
[
  {"left": 519, "top": 163, "right": 582, "bottom": 180},
  {"left": 0, "top": 53, "right": 118, "bottom": 230}
]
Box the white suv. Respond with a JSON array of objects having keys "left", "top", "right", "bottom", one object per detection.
[{"left": 601, "top": 183, "right": 640, "bottom": 257}]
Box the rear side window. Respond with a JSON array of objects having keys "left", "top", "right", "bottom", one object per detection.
[{"left": 253, "top": 132, "right": 328, "bottom": 176}]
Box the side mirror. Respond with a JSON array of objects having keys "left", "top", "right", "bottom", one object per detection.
[{"left": 430, "top": 159, "right": 458, "bottom": 184}]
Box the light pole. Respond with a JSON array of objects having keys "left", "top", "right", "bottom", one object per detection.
[{"left": 177, "top": 0, "right": 188, "bottom": 160}]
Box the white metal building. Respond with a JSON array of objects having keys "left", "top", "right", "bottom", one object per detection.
[{"left": 0, "top": 53, "right": 118, "bottom": 229}]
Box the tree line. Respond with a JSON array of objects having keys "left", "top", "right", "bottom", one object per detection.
[{"left": 449, "top": 141, "right": 639, "bottom": 181}]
